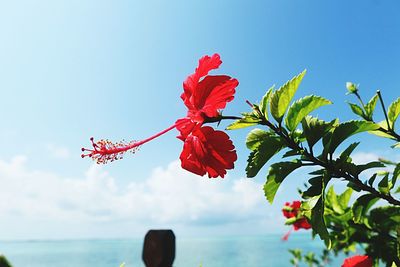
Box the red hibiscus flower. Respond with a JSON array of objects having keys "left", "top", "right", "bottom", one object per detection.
[
  {"left": 342, "top": 255, "right": 373, "bottom": 267},
  {"left": 176, "top": 53, "right": 238, "bottom": 139},
  {"left": 180, "top": 126, "right": 237, "bottom": 178},
  {"left": 282, "top": 201, "right": 311, "bottom": 240},
  {"left": 82, "top": 54, "right": 239, "bottom": 178}
]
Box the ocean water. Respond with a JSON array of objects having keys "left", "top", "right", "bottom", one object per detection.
[{"left": 0, "top": 234, "right": 346, "bottom": 267}]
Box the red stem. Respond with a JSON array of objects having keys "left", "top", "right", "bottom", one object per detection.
[{"left": 128, "top": 123, "right": 178, "bottom": 148}]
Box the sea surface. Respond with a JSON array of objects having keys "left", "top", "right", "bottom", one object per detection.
[{"left": 0, "top": 234, "right": 347, "bottom": 267}]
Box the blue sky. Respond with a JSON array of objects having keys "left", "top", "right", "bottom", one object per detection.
[{"left": 0, "top": 0, "right": 399, "bottom": 240}]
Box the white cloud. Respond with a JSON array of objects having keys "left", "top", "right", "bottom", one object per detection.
[
  {"left": 0, "top": 156, "right": 268, "bottom": 229},
  {"left": 46, "top": 144, "right": 71, "bottom": 159},
  {"left": 351, "top": 152, "right": 380, "bottom": 164}
]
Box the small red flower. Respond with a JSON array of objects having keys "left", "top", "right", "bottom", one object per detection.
[
  {"left": 282, "top": 201, "right": 301, "bottom": 218},
  {"left": 82, "top": 54, "right": 238, "bottom": 178},
  {"left": 293, "top": 218, "right": 312, "bottom": 230},
  {"left": 281, "top": 201, "right": 311, "bottom": 240},
  {"left": 342, "top": 255, "right": 373, "bottom": 267},
  {"left": 180, "top": 126, "right": 237, "bottom": 178}
]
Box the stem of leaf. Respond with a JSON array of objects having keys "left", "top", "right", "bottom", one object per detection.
[
  {"left": 204, "top": 115, "right": 242, "bottom": 123},
  {"left": 354, "top": 91, "right": 366, "bottom": 110}
]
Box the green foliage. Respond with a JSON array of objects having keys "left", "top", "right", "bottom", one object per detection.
[
  {"left": 377, "top": 173, "right": 392, "bottom": 194},
  {"left": 322, "top": 120, "right": 379, "bottom": 155},
  {"left": 246, "top": 129, "right": 285, "bottom": 177},
  {"left": 260, "top": 86, "right": 274, "bottom": 119},
  {"left": 393, "top": 142, "right": 400, "bottom": 149},
  {"left": 302, "top": 194, "right": 331, "bottom": 248},
  {"left": 289, "top": 249, "right": 331, "bottom": 267},
  {"left": 229, "top": 71, "right": 400, "bottom": 266},
  {"left": 226, "top": 112, "right": 261, "bottom": 130},
  {"left": 270, "top": 70, "right": 306, "bottom": 123},
  {"left": 302, "top": 117, "right": 337, "bottom": 149},
  {"left": 264, "top": 160, "right": 302, "bottom": 203},
  {"left": 369, "top": 120, "right": 396, "bottom": 139},
  {"left": 352, "top": 194, "right": 379, "bottom": 224},
  {"left": 348, "top": 102, "right": 365, "bottom": 118},
  {"left": 365, "top": 94, "right": 379, "bottom": 120},
  {"left": 285, "top": 95, "right": 332, "bottom": 131},
  {"left": 388, "top": 97, "right": 400, "bottom": 129},
  {"left": 0, "top": 255, "right": 12, "bottom": 267},
  {"left": 393, "top": 163, "right": 400, "bottom": 186},
  {"left": 347, "top": 93, "right": 379, "bottom": 121}
]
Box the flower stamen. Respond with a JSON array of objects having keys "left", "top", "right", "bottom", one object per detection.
[
  {"left": 81, "top": 137, "right": 139, "bottom": 164},
  {"left": 81, "top": 123, "right": 180, "bottom": 164}
]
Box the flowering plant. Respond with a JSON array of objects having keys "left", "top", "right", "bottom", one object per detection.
[
  {"left": 82, "top": 54, "right": 238, "bottom": 178},
  {"left": 82, "top": 54, "right": 400, "bottom": 266}
]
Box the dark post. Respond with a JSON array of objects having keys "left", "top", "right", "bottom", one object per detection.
[{"left": 142, "top": 229, "right": 175, "bottom": 267}]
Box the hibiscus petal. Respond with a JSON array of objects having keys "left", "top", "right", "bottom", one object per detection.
[
  {"left": 194, "top": 75, "right": 238, "bottom": 118},
  {"left": 182, "top": 53, "right": 222, "bottom": 99},
  {"left": 180, "top": 54, "right": 239, "bottom": 123},
  {"left": 175, "top": 117, "right": 197, "bottom": 140},
  {"left": 342, "top": 255, "right": 373, "bottom": 267},
  {"left": 293, "top": 218, "right": 312, "bottom": 230},
  {"left": 180, "top": 137, "right": 207, "bottom": 176},
  {"left": 179, "top": 126, "right": 237, "bottom": 178}
]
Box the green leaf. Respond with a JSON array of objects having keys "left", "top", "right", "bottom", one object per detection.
[
  {"left": 392, "top": 163, "right": 400, "bottom": 187},
  {"left": 378, "top": 158, "right": 398, "bottom": 165},
  {"left": 378, "top": 174, "right": 392, "bottom": 194},
  {"left": 369, "top": 206, "right": 400, "bottom": 228},
  {"left": 392, "top": 142, "right": 400, "bottom": 149},
  {"left": 323, "top": 120, "right": 380, "bottom": 154},
  {"left": 308, "top": 169, "right": 325, "bottom": 175},
  {"left": 326, "top": 186, "right": 344, "bottom": 214},
  {"left": 368, "top": 173, "right": 377, "bottom": 187},
  {"left": 302, "top": 116, "right": 338, "bottom": 149},
  {"left": 285, "top": 95, "right": 332, "bottom": 131},
  {"left": 364, "top": 94, "right": 378, "bottom": 120},
  {"left": 302, "top": 176, "right": 323, "bottom": 198},
  {"left": 259, "top": 86, "right": 274, "bottom": 120},
  {"left": 302, "top": 172, "right": 331, "bottom": 248},
  {"left": 396, "top": 186, "right": 400, "bottom": 194},
  {"left": 302, "top": 195, "right": 331, "bottom": 248},
  {"left": 348, "top": 102, "right": 365, "bottom": 119},
  {"left": 369, "top": 120, "right": 397, "bottom": 139},
  {"left": 338, "top": 188, "right": 353, "bottom": 209},
  {"left": 246, "top": 129, "right": 285, "bottom": 177},
  {"left": 352, "top": 194, "right": 379, "bottom": 223},
  {"left": 284, "top": 216, "right": 298, "bottom": 225},
  {"left": 388, "top": 97, "right": 400, "bottom": 129},
  {"left": 226, "top": 112, "right": 261, "bottom": 130},
  {"left": 356, "top": 161, "right": 385, "bottom": 175},
  {"left": 264, "top": 161, "right": 302, "bottom": 203},
  {"left": 270, "top": 70, "right": 306, "bottom": 123},
  {"left": 282, "top": 149, "right": 301, "bottom": 158},
  {"left": 246, "top": 129, "right": 273, "bottom": 150},
  {"left": 289, "top": 249, "right": 303, "bottom": 258},
  {"left": 0, "top": 255, "right": 12, "bottom": 267},
  {"left": 338, "top": 142, "right": 360, "bottom": 163}
]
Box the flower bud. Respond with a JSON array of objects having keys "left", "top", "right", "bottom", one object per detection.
[{"left": 346, "top": 82, "right": 358, "bottom": 94}]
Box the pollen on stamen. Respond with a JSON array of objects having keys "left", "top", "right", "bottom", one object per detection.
[{"left": 81, "top": 137, "right": 140, "bottom": 164}]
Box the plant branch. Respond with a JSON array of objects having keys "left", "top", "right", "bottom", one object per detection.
[
  {"left": 249, "top": 103, "right": 400, "bottom": 206},
  {"left": 354, "top": 91, "right": 366, "bottom": 110},
  {"left": 377, "top": 90, "right": 392, "bottom": 131},
  {"left": 204, "top": 115, "right": 242, "bottom": 123}
]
